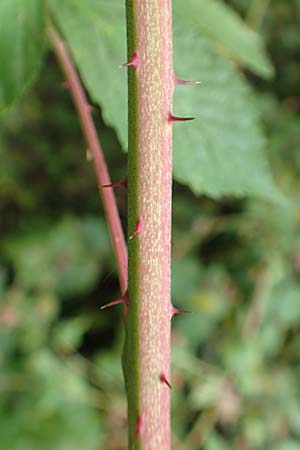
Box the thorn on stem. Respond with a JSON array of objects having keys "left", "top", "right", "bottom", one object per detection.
[
  {"left": 120, "top": 52, "right": 139, "bottom": 70},
  {"left": 100, "top": 291, "right": 128, "bottom": 310},
  {"left": 159, "top": 372, "right": 172, "bottom": 389},
  {"left": 168, "top": 112, "right": 195, "bottom": 123},
  {"left": 129, "top": 219, "right": 142, "bottom": 240},
  {"left": 133, "top": 415, "right": 143, "bottom": 447},
  {"left": 174, "top": 75, "right": 201, "bottom": 86},
  {"left": 102, "top": 178, "right": 128, "bottom": 189},
  {"left": 86, "top": 104, "right": 94, "bottom": 113},
  {"left": 171, "top": 306, "right": 192, "bottom": 317}
]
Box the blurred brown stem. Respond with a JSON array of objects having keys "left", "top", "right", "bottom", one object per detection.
[{"left": 48, "top": 26, "right": 127, "bottom": 294}]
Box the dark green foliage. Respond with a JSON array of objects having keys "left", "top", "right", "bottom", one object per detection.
[
  {"left": 0, "top": 0, "right": 46, "bottom": 110},
  {"left": 1, "top": 0, "right": 300, "bottom": 449}
]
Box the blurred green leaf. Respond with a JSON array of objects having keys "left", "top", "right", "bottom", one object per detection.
[
  {"left": 3, "top": 216, "right": 110, "bottom": 297},
  {"left": 205, "top": 433, "right": 230, "bottom": 450},
  {"left": 53, "top": 317, "right": 90, "bottom": 353},
  {"left": 94, "top": 350, "right": 124, "bottom": 389},
  {"left": 274, "top": 441, "right": 300, "bottom": 450},
  {"left": 173, "top": 0, "right": 274, "bottom": 79},
  {"left": 0, "top": 0, "right": 46, "bottom": 111},
  {"left": 190, "top": 375, "right": 223, "bottom": 408},
  {"left": 50, "top": 0, "right": 127, "bottom": 144},
  {"left": 172, "top": 261, "right": 232, "bottom": 346},
  {"left": 0, "top": 351, "right": 103, "bottom": 450},
  {"left": 265, "top": 279, "right": 300, "bottom": 327},
  {"left": 173, "top": 26, "right": 279, "bottom": 198},
  {"left": 172, "top": 256, "right": 200, "bottom": 305}
]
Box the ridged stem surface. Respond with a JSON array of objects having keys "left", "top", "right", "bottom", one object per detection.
[{"left": 123, "top": 1, "right": 173, "bottom": 449}]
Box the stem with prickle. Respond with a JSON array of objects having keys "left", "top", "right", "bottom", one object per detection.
[
  {"left": 48, "top": 26, "right": 128, "bottom": 294},
  {"left": 123, "top": 1, "right": 174, "bottom": 448}
]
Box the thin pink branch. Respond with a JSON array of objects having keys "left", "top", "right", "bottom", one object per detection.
[{"left": 48, "top": 26, "right": 127, "bottom": 294}]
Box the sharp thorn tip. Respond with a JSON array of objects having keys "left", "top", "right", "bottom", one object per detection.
[
  {"left": 100, "top": 292, "right": 128, "bottom": 310},
  {"left": 175, "top": 76, "right": 202, "bottom": 86},
  {"left": 129, "top": 219, "right": 142, "bottom": 240},
  {"left": 168, "top": 113, "right": 195, "bottom": 123},
  {"left": 159, "top": 373, "right": 172, "bottom": 389},
  {"left": 120, "top": 52, "right": 139, "bottom": 70}
]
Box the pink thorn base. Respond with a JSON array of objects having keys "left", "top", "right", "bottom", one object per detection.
[
  {"left": 129, "top": 219, "right": 142, "bottom": 240},
  {"left": 120, "top": 52, "right": 139, "bottom": 70},
  {"left": 100, "top": 292, "right": 128, "bottom": 310},
  {"left": 159, "top": 372, "right": 172, "bottom": 389},
  {"left": 168, "top": 112, "right": 195, "bottom": 123},
  {"left": 85, "top": 104, "right": 94, "bottom": 113},
  {"left": 171, "top": 307, "right": 192, "bottom": 317},
  {"left": 133, "top": 415, "right": 143, "bottom": 447}
]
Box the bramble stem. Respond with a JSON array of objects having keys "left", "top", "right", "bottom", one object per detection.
[
  {"left": 48, "top": 26, "right": 128, "bottom": 294},
  {"left": 123, "top": 1, "right": 174, "bottom": 449}
]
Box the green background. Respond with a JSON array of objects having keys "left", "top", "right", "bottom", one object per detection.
[{"left": 1, "top": 0, "right": 300, "bottom": 449}]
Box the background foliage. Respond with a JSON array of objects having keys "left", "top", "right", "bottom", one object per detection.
[{"left": 1, "top": 0, "right": 300, "bottom": 449}]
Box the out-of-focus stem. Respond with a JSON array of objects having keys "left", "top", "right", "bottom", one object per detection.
[{"left": 48, "top": 26, "right": 127, "bottom": 294}]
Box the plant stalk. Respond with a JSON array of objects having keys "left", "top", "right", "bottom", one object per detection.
[
  {"left": 123, "top": 1, "right": 174, "bottom": 449},
  {"left": 48, "top": 26, "right": 128, "bottom": 294}
]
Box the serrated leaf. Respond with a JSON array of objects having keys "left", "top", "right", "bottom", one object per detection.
[
  {"left": 0, "top": 0, "right": 46, "bottom": 111},
  {"left": 50, "top": 0, "right": 127, "bottom": 145},
  {"left": 50, "top": 0, "right": 279, "bottom": 199},
  {"left": 173, "top": 26, "right": 279, "bottom": 199},
  {"left": 173, "top": 0, "right": 274, "bottom": 79}
]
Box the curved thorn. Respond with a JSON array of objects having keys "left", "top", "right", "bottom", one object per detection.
[
  {"left": 120, "top": 51, "right": 139, "bottom": 70},
  {"left": 129, "top": 219, "right": 142, "bottom": 240},
  {"left": 100, "top": 291, "right": 128, "bottom": 310},
  {"left": 159, "top": 372, "right": 172, "bottom": 389},
  {"left": 168, "top": 112, "right": 195, "bottom": 123}
]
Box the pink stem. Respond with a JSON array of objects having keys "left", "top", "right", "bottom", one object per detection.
[
  {"left": 48, "top": 26, "right": 127, "bottom": 294},
  {"left": 124, "top": 0, "right": 174, "bottom": 448}
]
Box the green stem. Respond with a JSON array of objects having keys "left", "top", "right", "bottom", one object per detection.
[{"left": 123, "top": 1, "right": 174, "bottom": 449}]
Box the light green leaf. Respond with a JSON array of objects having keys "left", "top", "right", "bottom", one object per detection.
[
  {"left": 0, "top": 0, "right": 46, "bottom": 111},
  {"left": 173, "top": 26, "right": 279, "bottom": 198},
  {"left": 50, "top": 0, "right": 127, "bottom": 145},
  {"left": 173, "top": 0, "right": 274, "bottom": 79},
  {"left": 51, "top": 0, "right": 279, "bottom": 198}
]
